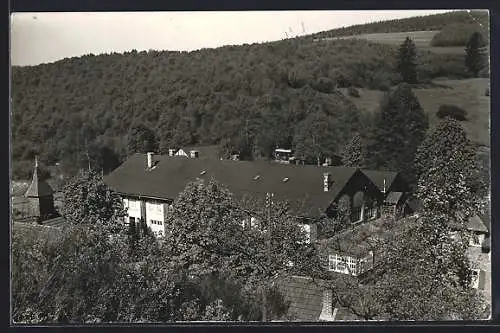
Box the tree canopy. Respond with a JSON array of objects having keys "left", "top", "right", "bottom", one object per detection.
[
  {"left": 365, "top": 83, "right": 429, "bottom": 188},
  {"left": 396, "top": 37, "right": 418, "bottom": 84},
  {"left": 11, "top": 34, "right": 469, "bottom": 180},
  {"left": 465, "top": 32, "right": 488, "bottom": 77}
]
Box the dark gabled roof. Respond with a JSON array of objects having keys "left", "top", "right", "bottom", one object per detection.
[
  {"left": 104, "top": 154, "right": 360, "bottom": 216},
  {"left": 384, "top": 191, "right": 403, "bottom": 204},
  {"left": 275, "top": 276, "right": 326, "bottom": 321},
  {"left": 361, "top": 170, "right": 398, "bottom": 193},
  {"left": 24, "top": 166, "right": 54, "bottom": 198}
]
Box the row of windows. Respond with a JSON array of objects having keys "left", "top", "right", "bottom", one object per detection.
[
  {"left": 150, "top": 220, "right": 164, "bottom": 226},
  {"left": 328, "top": 254, "right": 358, "bottom": 275},
  {"left": 328, "top": 253, "right": 374, "bottom": 276}
]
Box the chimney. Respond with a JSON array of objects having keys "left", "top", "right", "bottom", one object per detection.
[
  {"left": 383, "top": 178, "right": 386, "bottom": 194},
  {"left": 168, "top": 148, "right": 176, "bottom": 157},
  {"left": 319, "top": 289, "right": 336, "bottom": 321},
  {"left": 189, "top": 150, "right": 199, "bottom": 158},
  {"left": 147, "top": 152, "right": 154, "bottom": 168},
  {"left": 323, "top": 173, "right": 331, "bottom": 192}
]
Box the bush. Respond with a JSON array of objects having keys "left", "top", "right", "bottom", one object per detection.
[
  {"left": 347, "top": 86, "right": 361, "bottom": 97},
  {"left": 436, "top": 105, "right": 468, "bottom": 121}
]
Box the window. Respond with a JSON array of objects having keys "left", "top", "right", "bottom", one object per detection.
[
  {"left": 128, "top": 216, "right": 135, "bottom": 225},
  {"left": 469, "top": 232, "right": 482, "bottom": 246},
  {"left": 470, "top": 269, "right": 480, "bottom": 289},
  {"left": 365, "top": 204, "right": 377, "bottom": 220},
  {"left": 328, "top": 254, "right": 358, "bottom": 276},
  {"left": 352, "top": 207, "right": 362, "bottom": 223}
]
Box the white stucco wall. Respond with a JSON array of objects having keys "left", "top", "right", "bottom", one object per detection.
[
  {"left": 123, "top": 198, "right": 142, "bottom": 221},
  {"left": 145, "top": 200, "right": 165, "bottom": 236}
]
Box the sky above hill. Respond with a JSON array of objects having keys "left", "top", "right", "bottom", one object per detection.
[{"left": 11, "top": 10, "right": 452, "bottom": 66}]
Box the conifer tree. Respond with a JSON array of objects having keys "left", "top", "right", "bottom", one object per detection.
[
  {"left": 341, "top": 134, "right": 365, "bottom": 167},
  {"left": 365, "top": 83, "right": 428, "bottom": 188},
  {"left": 396, "top": 37, "right": 418, "bottom": 84},
  {"left": 465, "top": 32, "right": 487, "bottom": 77}
]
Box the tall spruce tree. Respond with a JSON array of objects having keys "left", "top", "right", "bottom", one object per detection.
[
  {"left": 465, "top": 32, "right": 487, "bottom": 77},
  {"left": 341, "top": 134, "right": 365, "bottom": 167},
  {"left": 365, "top": 83, "right": 428, "bottom": 188},
  {"left": 396, "top": 37, "right": 418, "bottom": 84}
]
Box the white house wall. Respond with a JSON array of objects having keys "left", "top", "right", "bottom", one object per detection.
[
  {"left": 123, "top": 198, "right": 142, "bottom": 221},
  {"left": 145, "top": 201, "right": 166, "bottom": 236}
]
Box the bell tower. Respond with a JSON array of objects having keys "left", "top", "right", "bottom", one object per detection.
[{"left": 24, "top": 156, "right": 55, "bottom": 221}]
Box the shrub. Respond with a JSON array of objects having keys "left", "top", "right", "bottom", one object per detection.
[
  {"left": 436, "top": 105, "right": 468, "bottom": 121},
  {"left": 347, "top": 86, "right": 361, "bottom": 97},
  {"left": 310, "top": 77, "right": 334, "bottom": 93}
]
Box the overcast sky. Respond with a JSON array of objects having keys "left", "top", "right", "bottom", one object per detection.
[{"left": 11, "top": 10, "right": 452, "bottom": 66}]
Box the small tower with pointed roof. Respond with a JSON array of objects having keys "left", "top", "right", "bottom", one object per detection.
[{"left": 24, "top": 156, "right": 55, "bottom": 221}]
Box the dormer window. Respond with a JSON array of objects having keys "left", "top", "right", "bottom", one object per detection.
[
  {"left": 200, "top": 170, "right": 207, "bottom": 175},
  {"left": 254, "top": 175, "right": 261, "bottom": 180},
  {"left": 283, "top": 177, "right": 289, "bottom": 182}
]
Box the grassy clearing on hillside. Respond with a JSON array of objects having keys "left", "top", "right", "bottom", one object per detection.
[
  {"left": 342, "top": 78, "right": 490, "bottom": 147},
  {"left": 321, "top": 31, "right": 469, "bottom": 55}
]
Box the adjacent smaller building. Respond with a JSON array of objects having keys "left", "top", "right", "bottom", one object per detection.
[{"left": 13, "top": 157, "right": 58, "bottom": 223}]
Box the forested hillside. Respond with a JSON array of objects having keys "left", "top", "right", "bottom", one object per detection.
[
  {"left": 11, "top": 11, "right": 485, "bottom": 181},
  {"left": 312, "top": 10, "right": 488, "bottom": 39},
  {"left": 11, "top": 38, "right": 469, "bottom": 180}
]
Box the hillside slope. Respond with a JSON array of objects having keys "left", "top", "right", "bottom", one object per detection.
[
  {"left": 11, "top": 35, "right": 471, "bottom": 179},
  {"left": 312, "top": 10, "right": 488, "bottom": 39}
]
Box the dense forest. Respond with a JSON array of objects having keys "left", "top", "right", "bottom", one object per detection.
[
  {"left": 312, "top": 10, "right": 489, "bottom": 39},
  {"left": 11, "top": 11, "right": 484, "bottom": 181}
]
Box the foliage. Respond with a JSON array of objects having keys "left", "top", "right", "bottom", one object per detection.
[
  {"left": 347, "top": 86, "right": 360, "bottom": 97},
  {"left": 61, "top": 170, "right": 126, "bottom": 232},
  {"left": 293, "top": 100, "right": 361, "bottom": 165},
  {"left": 431, "top": 22, "right": 488, "bottom": 47},
  {"left": 164, "top": 179, "right": 323, "bottom": 321},
  {"left": 365, "top": 83, "right": 428, "bottom": 188},
  {"left": 436, "top": 104, "right": 468, "bottom": 121},
  {"left": 465, "top": 32, "right": 488, "bottom": 77},
  {"left": 341, "top": 134, "right": 365, "bottom": 167},
  {"left": 11, "top": 34, "right": 470, "bottom": 180},
  {"left": 414, "top": 118, "right": 484, "bottom": 219},
  {"left": 372, "top": 214, "right": 486, "bottom": 320},
  {"left": 396, "top": 37, "right": 418, "bottom": 84},
  {"left": 312, "top": 10, "right": 489, "bottom": 39},
  {"left": 127, "top": 124, "right": 158, "bottom": 155}
]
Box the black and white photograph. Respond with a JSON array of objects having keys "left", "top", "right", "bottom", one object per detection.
[{"left": 10, "top": 9, "right": 491, "bottom": 323}]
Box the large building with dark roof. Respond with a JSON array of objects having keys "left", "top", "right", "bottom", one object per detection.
[{"left": 104, "top": 151, "right": 411, "bottom": 237}]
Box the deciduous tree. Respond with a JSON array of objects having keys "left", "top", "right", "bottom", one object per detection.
[
  {"left": 61, "top": 170, "right": 126, "bottom": 232},
  {"left": 414, "top": 118, "right": 483, "bottom": 219}
]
